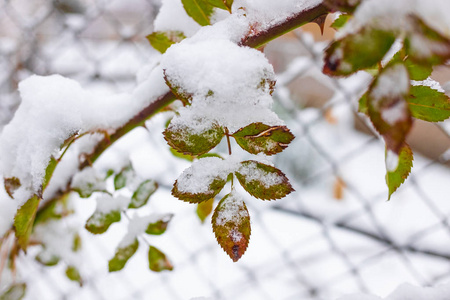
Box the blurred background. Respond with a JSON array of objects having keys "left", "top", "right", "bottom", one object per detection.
[{"left": 1, "top": 0, "right": 450, "bottom": 299}]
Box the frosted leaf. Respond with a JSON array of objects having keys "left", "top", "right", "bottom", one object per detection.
[
  {"left": 235, "top": 160, "right": 294, "bottom": 200},
  {"left": 108, "top": 238, "right": 139, "bottom": 272},
  {"left": 129, "top": 180, "right": 158, "bottom": 209},
  {"left": 0, "top": 283, "right": 26, "bottom": 300},
  {"left": 212, "top": 191, "right": 250, "bottom": 262},
  {"left": 172, "top": 157, "right": 237, "bottom": 203},
  {"left": 71, "top": 167, "right": 107, "bottom": 198},
  {"left": 85, "top": 195, "right": 129, "bottom": 234},
  {"left": 119, "top": 214, "right": 173, "bottom": 247}
]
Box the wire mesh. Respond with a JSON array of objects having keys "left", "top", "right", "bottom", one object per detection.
[{"left": 2, "top": 1, "right": 450, "bottom": 299}]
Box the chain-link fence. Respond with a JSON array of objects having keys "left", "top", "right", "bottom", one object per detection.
[{"left": 2, "top": 1, "right": 450, "bottom": 299}]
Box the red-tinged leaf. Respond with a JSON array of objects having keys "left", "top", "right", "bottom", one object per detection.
[
  {"left": 14, "top": 195, "right": 40, "bottom": 251},
  {"left": 4, "top": 177, "right": 20, "bottom": 199},
  {"left": 212, "top": 192, "right": 250, "bottom": 262},
  {"left": 145, "top": 214, "right": 173, "bottom": 235},
  {"left": 386, "top": 143, "right": 413, "bottom": 200},
  {"left": 235, "top": 161, "right": 294, "bottom": 200},
  {"left": 324, "top": 28, "right": 396, "bottom": 76},
  {"left": 407, "top": 85, "right": 450, "bottom": 122},
  {"left": 148, "top": 246, "right": 173, "bottom": 272},
  {"left": 164, "top": 122, "right": 225, "bottom": 156},
  {"left": 232, "top": 123, "right": 295, "bottom": 155},
  {"left": 172, "top": 157, "right": 229, "bottom": 203},
  {"left": 146, "top": 31, "right": 185, "bottom": 54},
  {"left": 367, "top": 63, "right": 412, "bottom": 153},
  {"left": 108, "top": 238, "right": 139, "bottom": 272},
  {"left": 196, "top": 198, "right": 214, "bottom": 223},
  {"left": 405, "top": 15, "right": 450, "bottom": 66}
]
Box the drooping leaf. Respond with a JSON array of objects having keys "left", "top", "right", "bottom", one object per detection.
[
  {"left": 367, "top": 63, "right": 412, "bottom": 153},
  {"left": 146, "top": 31, "right": 186, "bottom": 54},
  {"left": 108, "top": 238, "right": 139, "bottom": 272},
  {"left": 114, "top": 165, "right": 134, "bottom": 190},
  {"left": 232, "top": 123, "right": 295, "bottom": 155},
  {"left": 212, "top": 192, "right": 250, "bottom": 262},
  {"left": 65, "top": 266, "right": 83, "bottom": 286},
  {"left": 386, "top": 143, "right": 413, "bottom": 199},
  {"left": 405, "top": 15, "right": 450, "bottom": 66},
  {"left": 35, "top": 251, "right": 60, "bottom": 266},
  {"left": 0, "top": 283, "right": 26, "bottom": 300},
  {"left": 331, "top": 14, "right": 350, "bottom": 30},
  {"left": 406, "top": 85, "right": 450, "bottom": 122},
  {"left": 145, "top": 214, "right": 173, "bottom": 235},
  {"left": 172, "top": 157, "right": 230, "bottom": 203},
  {"left": 14, "top": 195, "right": 40, "bottom": 250},
  {"left": 235, "top": 161, "right": 294, "bottom": 200},
  {"left": 148, "top": 246, "right": 173, "bottom": 272},
  {"left": 85, "top": 210, "right": 121, "bottom": 234},
  {"left": 129, "top": 180, "right": 158, "bottom": 209},
  {"left": 42, "top": 156, "right": 57, "bottom": 191},
  {"left": 71, "top": 169, "right": 107, "bottom": 198},
  {"left": 163, "top": 71, "right": 192, "bottom": 105},
  {"left": 181, "top": 0, "right": 213, "bottom": 26},
  {"left": 33, "top": 200, "right": 63, "bottom": 225},
  {"left": 324, "top": 28, "right": 396, "bottom": 76},
  {"left": 164, "top": 122, "right": 225, "bottom": 156},
  {"left": 196, "top": 198, "right": 214, "bottom": 223},
  {"left": 4, "top": 177, "right": 20, "bottom": 199}
]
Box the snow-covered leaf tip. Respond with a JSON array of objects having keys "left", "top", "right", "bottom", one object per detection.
[
  {"left": 235, "top": 161, "right": 294, "bottom": 200},
  {"left": 129, "top": 180, "right": 158, "bottom": 209},
  {"left": 148, "top": 246, "right": 173, "bottom": 272},
  {"left": 232, "top": 123, "right": 294, "bottom": 155},
  {"left": 108, "top": 238, "right": 139, "bottom": 272},
  {"left": 386, "top": 143, "right": 413, "bottom": 200},
  {"left": 212, "top": 192, "right": 250, "bottom": 262},
  {"left": 114, "top": 165, "right": 134, "bottom": 190},
  {"left": 164, "top": 123, "right": 225, "bottom": 156},
  {"left": 85, "top": 210, "right": 121, "bottom": 234},
  {"left": 172, "top": 157, "right": 229, "bottom": 203},
  {"left": 145, "top": 214, "right": 173, "bottom": 235},
  {"left": 0, "top": 283, "right": 26, "bottom": 300}
]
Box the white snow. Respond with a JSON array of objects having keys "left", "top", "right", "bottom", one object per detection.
[
  {"left": 370, "top": 64, "right": 409, "bottom": 103},
  {"left": 238, "top": 161, "right": 283, "bottom": 188},
  {"left": 153, "top": 0, "right": 201, "bottom": 37},
  {"left": 71, "top": 167, "right": 106, "bottom": 196},
  {"left": 381, "top": 100, "right": 408, "bottom": 126},
  {"left": 213, "top": 190, "right": 248, "bottom": 226},
  {"left": 385, "top": 150, "right": 400, "bottom": 172},
  {"left": 94, "top": 194, "right": 129, "bottom": 214}
]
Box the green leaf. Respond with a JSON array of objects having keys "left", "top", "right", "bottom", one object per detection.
[
  {"left": 212, "top": 192, "right": 250, "bottom": 262},
  {"left": 367, "top": 63, "right": 412, "bottom": 152},
  {"left": 147, "top": 31, "right": 186, "bottom": 54},
  {"left": 148, "top": 246, "right": 173, "bottom": 272},
  {"left": 324, "top": 28, "right": 396, "bottom": 76},
  {"left": 4, "top": 177, "right": 20, "bottom": 199},
  {"left": 33, "top": 200, "right": 63, "bottom": 225},
  {"left": 235, "top": 161, "right": 294, "bottom": 200},
  {"left": 42, "top": 156, "right": 57, "bottom": 191},
  {"left": 108, "top": 238, "right": 139, "bottom": 272},
  {"left": 390, "top": 52, "right": 432, "bottom": 81},
  {"left": 358, "top": 92, "right": 369, "bottom": 115},
  {"left": 35, "top": 251, "right": 60, "bottom": 266},
  {"left": 0, "top": 283, "right": 26, "bottom": 300},
  {"left": 406, "top": 85, "right": 450, "bottom": 122},
  {"left": 129, "top": 180, "right": 158, "bottom": 209},
  {"left": 172, "top": 157, "right": 229, "bottom": 203},
  {"left": 405, "top": 15, "right": 450, "bottom": 66},
  {"left": 114, "top": 165, "right": 134, "bottom": 190},
  {"left": 85, "top": 210, "right": 121, "bottom": 234},
  {"left": 196, "top": 198, "right": 214, "bottom": 223},
  {"left": 169, "top": 147, "right": 194, "bottom": 162},
  {"left": 14, "top": 195, "right": 40, "bottom": 250},
  {"left": 386, "top": 143, "right": 413, "bottom": 199},
  {"left": 65, "top": 266, "right": 83, "bottom": 286},
  {"left": 206, "top": 0, "right": 227, "bottom": 10},
  {"left": 232, "top": 123, "right": 295, "bottom": 155},
  {"left": 164, "top": 122, "right": 225, "bottom": 156},
  {"left": 145, "top": 214, "right": 173, "bottom": 235},
  {"left": 72, "top": 233, "right": 82, "bottom": 252},
  {"left": 331, "top": 14, "right": 350, "bottom": 30},
  {"left": 181, "top": 0, "right": 213, "bottom": 26}
]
